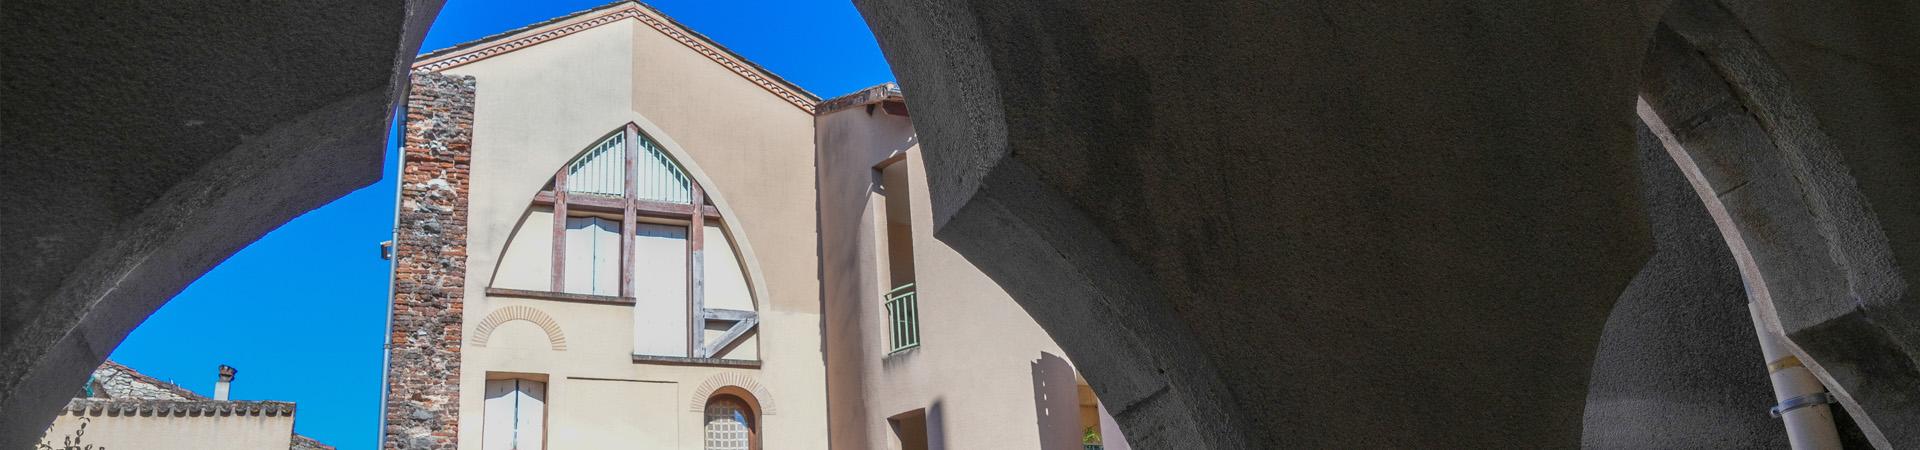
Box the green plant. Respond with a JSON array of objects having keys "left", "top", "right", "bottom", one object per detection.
[
  {"left": 38, "top": 416, "right": 104, "bottom": 450},
  {"left": 1083, "top": 426, "right": 1101, "bottom": 444}
]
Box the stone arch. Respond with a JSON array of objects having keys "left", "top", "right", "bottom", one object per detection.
[
  {"left": 686, "top": 372, "right": 776, "bottom": 415},
  {"left": 1631, "top": 3, "right": 1918, "bottom": 446},
  {"left": 858, "top": 1, "right": 1657, "bottom": 448},
  {"left": 11, "top": 1, "right": 1920, "bottom": 449},
  {"left": 470, "top": 305, "right": 567, "bottom": 351}
]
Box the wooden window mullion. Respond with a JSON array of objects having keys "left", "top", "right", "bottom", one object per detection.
[
  {"left": 550, "top": 166, "right": 569, "bottom": 291},
  {"left": 620, "top": 123, "right": 640, "bottom": 299},
  {"left": 688, "top": 183, "right": 707, "bottom": 357}
]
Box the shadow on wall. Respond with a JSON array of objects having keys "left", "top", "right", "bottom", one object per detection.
[
  {"left": 1032, "top": 352, "right": 1081, "bottom": 450},
  {"left": 929, "top": 398, "right": 948, "bottom": 450}
]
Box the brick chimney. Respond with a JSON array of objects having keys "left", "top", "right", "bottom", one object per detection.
[{"left": 214, "top": 365, "right": 237, "bottom": 400}]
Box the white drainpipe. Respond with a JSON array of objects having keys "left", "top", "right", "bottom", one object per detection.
[{"left": 1749, "top": 303, "right": 1842, "bottom": 449}]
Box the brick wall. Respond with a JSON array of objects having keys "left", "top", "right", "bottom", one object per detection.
[{"left": 384, "top": 71, "right": 474, "bottom": 450}]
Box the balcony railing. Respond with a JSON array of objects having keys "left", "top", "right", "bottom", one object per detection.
[{"left": 885, "top": 283, "right": 920, "bottom": 353}]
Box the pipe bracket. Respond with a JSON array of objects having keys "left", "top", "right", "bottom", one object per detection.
[{"left": 1769, "top": 392, "right": 1837, "bottom": 418}]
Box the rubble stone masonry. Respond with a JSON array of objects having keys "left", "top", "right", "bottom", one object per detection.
[{"left": 384, "top": 72, "right": 474, "bottom": 450}]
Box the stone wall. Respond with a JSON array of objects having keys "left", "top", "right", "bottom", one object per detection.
[{"left": 384, "top": 72, "right": 474, "bottom": 450}]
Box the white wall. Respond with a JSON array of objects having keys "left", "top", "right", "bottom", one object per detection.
[
  {"left": 818, "top": 100, "right": 1100, "bottom": 450},
  {"left": 42, "top": 410, "right": 295, "bottom": 450},
  {"left": 436, "top": 6, "right": 825, "bottom": 449}
]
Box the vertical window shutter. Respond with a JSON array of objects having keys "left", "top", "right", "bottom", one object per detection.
[
  {"left": 630, "top": 224, "right": 690, "bottom": 357},
  {"left": 564, "top": 217, "right": 621, "bottom": 295},
  {"left": 483, "top": 379, "right": 547, "bottom": 450},
  {"left": 513, "top": 380, "right": 546, "bottom": 450},
  {"left": 482, "top": 380, "right": 517, "bottom": 450}
]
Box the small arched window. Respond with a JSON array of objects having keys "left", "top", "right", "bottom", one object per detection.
[{"left": 703, "top": 394, "right": 757, "bottom": 450}]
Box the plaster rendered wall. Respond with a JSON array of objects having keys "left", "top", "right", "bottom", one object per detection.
[
  {"left": 0, "top": 0, "right": 442, "bottom": 444},
  {"left": 1579, "top": 125, "right": 1785, "bottom": 449},
  {"left": 1720, "top": 0, "right": 1920, "bottom": 318},
  {"left": 43, "top": 413, "right": 296, "bottom": 450},
  {"left": 1638, "top": 2, "right": 1920, "bottom": 443},
  {"left": 491, "top": 208, "right": 557, "bottom": 292},
  {"left": 432, "top": 9, "right": 824, "bottom": 450},
  {"left": 855, "top": 0, "right": 1668, "bottom": 447},
  {"left": 818, "top": 104, "right": 1091, "bottom": 450}
]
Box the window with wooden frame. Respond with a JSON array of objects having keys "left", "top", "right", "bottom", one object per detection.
[
  {"left": 875, "top": 155, "right": 919, "bottom": 354},
  {"left": 482, "top": 376, "right": 546, "bottom": 450},
  {"left": 488, "top": 123, "right": 759, "bottom": 363}
]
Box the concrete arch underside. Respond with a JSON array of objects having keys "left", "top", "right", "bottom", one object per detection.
[
  {"left": 855, "top": 0, "right": 1920, "bottom": 447},
  {"left": 3, "top": 0, "right": 1919, "bottom": 448}
]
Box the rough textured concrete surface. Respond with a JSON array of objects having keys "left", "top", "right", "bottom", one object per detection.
[
  {"left": 858, "top": 0, "right": 1920, "bottom": 447},
  {"left": 1639, "top": 1, "right": 1920, "bottom": 446},
  {"left": 858, "top": 0, "right": 1664, "bottom": 447},
  {"left": 7, "top": 0, "right": 1919, "bottom": 447},
  {"left": 1722, "top": 0, "right": 1920, "bottom": 340},
  {"left": 0, "top": 0, "right": 444, "bottom": 447},
  {"left": 1580, "top": 125, "right": 1784, "bottom": 449}
]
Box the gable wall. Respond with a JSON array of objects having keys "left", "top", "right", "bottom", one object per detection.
[{"left": 429, "top": 10, "right": 823, "bottom": 450}]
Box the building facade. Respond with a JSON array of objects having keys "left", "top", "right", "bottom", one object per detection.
[
  {"left": 382, "top": 2, "right": 1126, "bottom": 449},
  {"left": 40, "top": 361, "right": 331, "bottom": 450},
  {"left": 814, "top": 85, "right": 1130, "bottom": 450}
]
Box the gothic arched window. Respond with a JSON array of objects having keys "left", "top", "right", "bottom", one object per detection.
[{"left": 489, "top": 123, "right": 760, "bottom": 361}]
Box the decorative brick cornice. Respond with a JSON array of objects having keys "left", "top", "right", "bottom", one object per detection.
[
  {"left": 62, "top": 398, "right": 296, "bottom": 417},
  {"left": 412, "top": 2, "right": 817, "bottom": 114}
]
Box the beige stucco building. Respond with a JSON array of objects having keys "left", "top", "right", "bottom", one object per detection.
[
  {"left": 384, "top": 2, "right": 1126, "bottom": 449},
  {"left": 39, "top": 361, "right": 331, "bottom": 450},
  {"left": 815, "top": 85, "right": 1129, "bottom": 450}
]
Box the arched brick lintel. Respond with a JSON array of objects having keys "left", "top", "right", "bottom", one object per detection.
[
  {"left": 469, "top": 305, "right": 568, "bottom": 351},
  {"left": 687, "top": 372, "right": 776, "bottom": 415}
]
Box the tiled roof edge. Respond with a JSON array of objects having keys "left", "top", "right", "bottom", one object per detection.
[
  {"left": 99, "top": 360, "right": 208, "bottom": 401},
  {"left": 815, "top": 82, "right": 903, "bottom": 116},
  {"left": 290, "top": 434, "right": 336, "bottom": 450},
  {"left": 61, "top": 398, "right": 296, "bottom": 417}
]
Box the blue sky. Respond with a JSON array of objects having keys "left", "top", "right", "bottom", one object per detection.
[{"left": 107, "top": 1, "right": 892, "bottom": 448}]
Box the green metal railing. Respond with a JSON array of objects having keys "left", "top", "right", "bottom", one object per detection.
[{"left": 885, "top": 283, "right": 920, "bottom": 353}]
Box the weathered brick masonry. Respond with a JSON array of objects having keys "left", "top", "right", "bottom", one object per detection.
[{"left": 385, "top": 72, "right": 474, "bottom": 450}]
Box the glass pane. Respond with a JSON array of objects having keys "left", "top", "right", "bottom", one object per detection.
[{"left": 704, "top": 397, "right": 752, "bottom": 450}]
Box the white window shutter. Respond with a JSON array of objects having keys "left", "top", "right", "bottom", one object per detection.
[
  {"left": 514, "top": 380, "right": 546, "bottom": 450},
  {"left": 483, "top": 379, "right": 547, "bottom": 450},
  {"left": 565, "top": 217, "right": 621, "bottom": 296},
  {"left": 631, "top": 223, "right": 690, "bottom": 357},
  {"left": 483, "top": 380, "right": 517, "bottom": 450}
]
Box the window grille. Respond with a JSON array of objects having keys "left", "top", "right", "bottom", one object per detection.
[
  {"left": 704, "top": 397, "right": 752, "bottom": 450},
  {"left": 565, "top": 133, "right": 626, "bottom": 196},
  {"left": 634, "top": 137, "right": 693, "bottom": 204},
  {"left": 564, "top": 132, "right": 693, "bottom": 204},
  {"left": 885, "top": 283, "right": 920, "bottom": 353}
]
